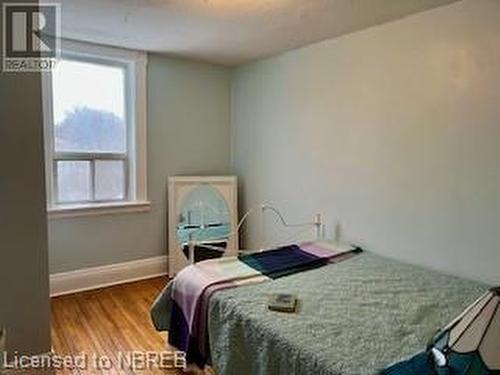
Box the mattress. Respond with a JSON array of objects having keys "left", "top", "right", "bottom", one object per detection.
[{"left": 206, "top": 251, "right": 487, "bottom": 375}]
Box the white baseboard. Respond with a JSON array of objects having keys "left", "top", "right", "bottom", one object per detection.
[{"left": 50, "top": 256, "right": 168, "bottom": 297}]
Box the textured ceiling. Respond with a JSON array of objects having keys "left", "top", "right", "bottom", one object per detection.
[{"left": 59, "top": 0, "right": 459, "bottom": 66}]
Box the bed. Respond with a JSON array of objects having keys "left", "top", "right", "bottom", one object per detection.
[{"left": 152, "top": 249, "right": 487, "bottom": 375}]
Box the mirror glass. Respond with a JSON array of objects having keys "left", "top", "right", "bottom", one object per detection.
[{"left": 176, "top": 184, "right": 231, "bottom": 262}]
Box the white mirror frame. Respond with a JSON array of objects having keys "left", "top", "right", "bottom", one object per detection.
[{"left": 168, "top": 176, "right": 239, "bottom": 276}]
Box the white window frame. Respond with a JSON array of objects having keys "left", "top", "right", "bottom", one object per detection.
[{"left": 42, "top": 39, "right": 150, "bottom": 219}]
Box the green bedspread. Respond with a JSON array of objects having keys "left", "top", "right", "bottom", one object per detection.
[{"left": 207, "top": 251, "right": 487, "bottom": 375}]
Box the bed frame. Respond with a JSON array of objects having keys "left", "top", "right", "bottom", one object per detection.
[{"left": 185, "top": 204, "right": 324, "bottom": 263}]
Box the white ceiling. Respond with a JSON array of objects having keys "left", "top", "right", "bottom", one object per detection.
[{"left": 59, "top": 0, "right": 459, "bottom": 66}]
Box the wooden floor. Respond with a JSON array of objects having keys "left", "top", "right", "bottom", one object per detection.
[{"left": 51, "top": 277, "right": 184, "bottom": 375}]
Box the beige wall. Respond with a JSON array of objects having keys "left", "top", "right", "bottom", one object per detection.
[
  {"left": 232, "top": 0, "right": 500, "bottom": 284},
  {"left": 0, "top": 0, "right": 51, "bottom": 354},
  {"left": 48, "top": 54, "right": 231, "bottom": 273}
]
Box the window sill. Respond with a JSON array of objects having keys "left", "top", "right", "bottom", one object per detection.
[{"left": 47, "top": 201, "right": 151, "bottom": 219}]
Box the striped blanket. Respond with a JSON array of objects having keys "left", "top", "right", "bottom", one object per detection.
[{"left": 167, "top": 242, "right": 361, "bottom": 366}]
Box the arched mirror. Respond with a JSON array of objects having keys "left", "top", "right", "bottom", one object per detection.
[
  {"left": 168, "top": 176, "right": 238, "bottom": 275},
  {"left": 177, "top": 184, "right": 231, "bottom": 262}
]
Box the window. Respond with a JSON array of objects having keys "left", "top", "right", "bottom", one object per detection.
[{"left": 43, "top": 40, "right": 149, "bottom": 218}]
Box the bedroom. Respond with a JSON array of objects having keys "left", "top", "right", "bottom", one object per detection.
[{"left": 0, "top": 0, "right": 499, "bottom": 374}]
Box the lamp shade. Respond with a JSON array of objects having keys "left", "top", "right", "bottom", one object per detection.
[{"left": 431, "top": 287, "right": 500, "bottom": 374}]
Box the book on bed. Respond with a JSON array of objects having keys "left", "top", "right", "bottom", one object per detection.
[{"left": 268, "top": 293, "right": 298, "bottom": 313}]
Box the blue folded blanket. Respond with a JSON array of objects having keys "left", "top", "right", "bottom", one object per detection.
[{"left": 238, "top": 244, "right": 330, "bottom": 279}]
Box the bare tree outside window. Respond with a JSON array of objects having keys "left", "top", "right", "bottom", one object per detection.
[{"left": 51, "top": 59, "right": 128, "bottom": 203}]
